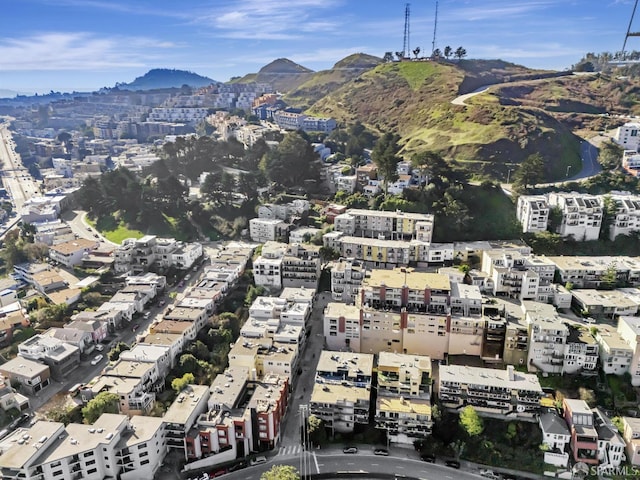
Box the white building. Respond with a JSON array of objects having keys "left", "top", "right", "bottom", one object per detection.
[
  {"left": 595, "top": 324, "right": 634, "bottom": 376},
  {"left": 252, "top": 242, "right": 287, "bottom": 290},
  {"left": 249, "top": 218, "right": 288, "bottom": 243},
  {"left": 330, "top": 258, "right": 366, "bottom": 304},
  {"left": 516, "top": 195, "right": 549, "bottom": 233},
  {"left": 548, "top": 192, "right": 603, "bottom": 241},
  {"left": 614, "top": 122, "right": 640, "bottom": 151},
  {"left": 609, "top": 191, "right": 640, "bottom": 240},
  {"left": 617, "top": 316, "right": 640, "bottom": 386}
]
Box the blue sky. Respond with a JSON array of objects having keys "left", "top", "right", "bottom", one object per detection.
[{"left": 0, "top": 0, "right": 636, "bottom": 95}]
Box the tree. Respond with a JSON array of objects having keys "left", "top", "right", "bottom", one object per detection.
[
  {"left": 178, "top": 353, "right": 199, "bottom": 376},
  {"left": 454, "top": 46, "right": 467, "bottom": 60},
  {"left": 108, "top": 342, "right": 130, "bottom": 361},
  {"left": 444, "top": 46, "right": 453, "bottom": 59},
  {"left": 260, "top": 132, "right": 319, "bottom": 188},
  {"left": 171, "top": 373, "right": 195, "bottom": 393},
  {"left": 82, "top": 392, "right": 119, "bottom": 423},
  {"left": 459, "top": 405, "right": 484, "bottom": 437},
  {"left": 413, "top": 47, "right": 421, "bottom": 59},
  {"left": 512, "top": 153, "right": 545, "bottom": 191},
  {"left": 433, "top": 48, "right": 442, "bottom": 58},
  {"left": 245, "top": 285, "right": 267, "bottom": 307},
  {"left": 599, "top": 194, "right": 617, "bottom": 241},
  {"left": 383, "top": 52, "right": 394, "bottom": 63},
  {"left": 599, "top": 140, "right": 623, "bottom": 170},
  {"left": 307, "top": 414, "right": 327, "bottom": 446},
  {"left": 372, "top": 132, "right": 401, "bottom": 195},
  {"left": 261, "top": 465, "right": 300, "bottom": 480}
]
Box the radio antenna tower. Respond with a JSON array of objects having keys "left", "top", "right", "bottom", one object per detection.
[
  {"left": 432, "top": 1, "right": 439, "bottom": 55},
  {"left": 403, "top": 3, "right": 411, "bottom": 58},
  {"left": 623, "top": 0, "right": 640, "bottom": 55}
]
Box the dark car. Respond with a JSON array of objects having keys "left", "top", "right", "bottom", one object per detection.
[
  {"left": 445, "top": 460, "right": 461, "bottom": 469},
  {"left": 343, "top": 446, "right": 358, "bottom": 454},
  {"left": 374, "top": 448, "right": 389, "bottom": 456},
  {"left": 420, "top": 453, "right": 436, "bottom": 463},
  {"left": 228, "top": 461, "right": 246, "bottom": 472}
]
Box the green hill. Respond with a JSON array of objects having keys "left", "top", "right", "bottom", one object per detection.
[
  {"left": 229, "top": 58, "right": 315, "bottom": 92},
  {"left": 307, "top": 60, "right": 607, "bottom": 181},
  {"left": 119, "top": 68, "right": 215, "bottom": 90},
  {"left": 284, "top": 53, "right": 382, "bottom": 108}
]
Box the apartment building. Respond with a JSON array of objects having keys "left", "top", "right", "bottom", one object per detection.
[
  {"left": 593, "top": 408, "right": 625, "bottom": 467},
  {"left": 563, "top": 398, "right": 599, "bottom": 466},
  {"left": 323, "top": 303, "right": 361, "bottom": 351},
  {"left": 609, "top": 191, "right": 640, "bottom": 240},
  {"left": 549, "top": 255, "right": 640, "bottom": 289},
  {"left": 228, "top": 336, "right": 298, "bottom": 382},
  {"left": 114, "top": 236, "right": 202, "bottom": 274},
  {"left": 281, "top": 243, "right": 321, "bottom": 290},
  {"left": 253, "top": 242, "right": 287, "bottom": 290},
  {"left": 571, "top": 289, "right": 639, "bottom": 319},
  {"left": 249, "top": 218, "right": 288, "bottom": 243},
  {"left": 614, "top": 122, "right": 640, "bottom": 151},
  {"left": 481, "top": 251, "right": 554, "bottom": 301},
  {"left": 0, "top": 357, "right": 51, "bottom": 395},
  {"left": 334, "top": 209, "right": 434, "bottom": 242},
  {"left": 548, "top": 192, "right": 603, "bottom": 241},
  {"left": 163, "top": 384, "right": 210, "bottom": 454},
  {"left": 0, "top": 414, "right": 166, "bottom": 480},
  {"left": 622, "top": 416, "right": 640, "bottom": 466},
  {"left": 333, "top": 235, "right": 417, "bottom": 267},
  {"left": 311, "top": 351, "right": 373, "bottom": 434},
  {"left": 594, "top": 324, "right": 633, "bottom": 376},
  {"left": 375, "top": 352, "right": 432, "bottom": 445},
  {"left": 330, "top": 258, "right": 366, "bottom": 304},
  {"left": 617, "top": 316, "right": 640, "bottom": 386},
  {"left": 517, "top": 195, "right": 550, "bottom": 233},
  {"left": 503, "top": 316, "right": 529, "bottom": 367},
  {"left": 438, "top": 365, "right": 542, "bottom": 420},
  {"left": 18, "top": 335, "right": 80, "bottom": 381}
]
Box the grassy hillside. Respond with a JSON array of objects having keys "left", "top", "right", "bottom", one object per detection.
[
  {"left": 229, "top": 58, "right": 315, "bottom": 93},
  {"left": 308, "top": 60, "right": 588, "bottom": 182}
]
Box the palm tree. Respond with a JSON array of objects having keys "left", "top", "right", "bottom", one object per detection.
[{"left": 444, "top": 46, "right": 452, "bottom": 60}]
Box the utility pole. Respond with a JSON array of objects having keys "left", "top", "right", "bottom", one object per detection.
[{"left": 299, "top": 404, "right": 310, "bottom": 480}]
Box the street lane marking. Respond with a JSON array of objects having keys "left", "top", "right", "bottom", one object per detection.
[{"left": 313, "top": 452, "right": 319, "bottom": 474}]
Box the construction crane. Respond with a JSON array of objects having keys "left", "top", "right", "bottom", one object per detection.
[{"left": 623, "top": 0, "right": 640, "bottom": 56}]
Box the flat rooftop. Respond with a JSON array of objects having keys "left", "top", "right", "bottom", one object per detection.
[
  {"left": 440, "top": 365, "right": 542, "bottom": 393},
  {"left": 377, "top": 352, "right": 431, "bottom": 375},
  {"left": 121, "top": 415, "right": 164, "bottom": 447},
  {"left": 0, "top": 357, "right": 49, "bottom": 377},
  {"left": 310, "top": 383, "right": 370, "bottom": 404},
  {"left": 103, "top": 360, "right": 155, "bottom": 379},
  {"left": 164, "top": 384, "right": 209, "bottom": 425},
  {"left": 377, "top": 396, "right": 431, "bottom": 415},
  {"left": 316, "top": 351, "right": 374, "bottom": 377},
  {"left": 364, "top": 268, "right": 450, "bottom": 291},
  {"left": 209, "top": 367, "right": 249, "bottom": 410},
  {"left": 0, "top": 422, "right": 65, "bottom": 468}
]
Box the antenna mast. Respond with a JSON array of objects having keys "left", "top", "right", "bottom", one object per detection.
[
  {"left": 623, "top": 0, "right": 640, "bottom": 55},
  {"left": 403, "top": 3, "right": 411, "bottom": 58},
  {"left": 432, "top": 0, "right": 439, "bottom": 55}
]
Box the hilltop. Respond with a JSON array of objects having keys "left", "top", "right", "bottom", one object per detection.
[
  {"left": 304, "top": 59, "right": 640, "bottom": 182},
  {"left": 230, "top": 58, "right": 315, "bottom": 93},
  {"left": 117, "top": 69, "right": 215, "bottom": 90},
  {"left": 284, "top": 53, "right": 382, "bottom": 108}
]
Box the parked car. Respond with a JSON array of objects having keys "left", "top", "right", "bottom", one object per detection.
[
  {"left": 131, "top": 324, "right": 140, "bottom": 332},
  {"left": 95, "top": 344, "right": 104, "bottom": 351},
  {"left": 374, "top": 448, "right": 389, "bottom": 456},
  {"left": 445, "top": 460, "right": 461, "bottom": 469},
  {"left": 480, "top": 469, "right": 501, "bottom": 480},
  {"left": 158, "top": 299, "right": 166, "bottom": 307},
  {"left": 143, "top": 312, "right": 151, "bottom": 319},
  {"left": 343, "top": 446, "right": 358, "bottom": 454},
  {"left": 90, "top": 354, "right": 103, "bottom": 366},
  {"left": 420, "top": 453, "right": 436, "bottom": 463},
  {"left": 227, "top": 461, "right": 246, "bottom": 472},
  {"left": 249, "top": 456, "right": 267, "bottom": 466},
  {"left": 211, "top": 469, "right": 227, "bottom": 478}
]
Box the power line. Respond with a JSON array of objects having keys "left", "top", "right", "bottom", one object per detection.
[{"left": 623, "top": 0, "right": 640, "bottom": 55}]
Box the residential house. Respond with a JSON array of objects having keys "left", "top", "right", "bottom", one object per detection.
[
  {"left": 595, "top": 324, "right": 633, "bottom": 376},
  {"left": 547, "top": 192, "right": 603, "bottom": 241},
  {"left": 563, "top": 398, "right": 599, "bottom": 466},
  {"left": 18, "top": 335, "right": 80, "bottom": 381},
  {"left": 622, "top": 416, "right": 640, "bottom": 466},
  {"left": 249, "top": 218, "right": 288, "bottom": 243},
  {"left": 48, "top": 238, "right": 99, "bottom": 267},
  {"left": 516, "top": 195, "right": 550, "bottom": 233},
  {"left": 0, "top": 357, "right": 51, "bottom": 395},
  {"left": 617, "top": 316, "right": 640, "bottom": 386}
]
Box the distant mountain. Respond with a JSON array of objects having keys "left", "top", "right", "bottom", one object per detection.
[
  {"left": 0, "top": 88, "right": 26, "bottom": 99},
  {"left": 230, "top": 58, "right": 315, "bottom": 93},
  {"left": 117, "top": 69, "right": 215, "bottom": 91}
]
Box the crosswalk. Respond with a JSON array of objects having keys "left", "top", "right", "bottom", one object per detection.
[{"left": 277, "top": 445, "right": 302, "bottom": 456}]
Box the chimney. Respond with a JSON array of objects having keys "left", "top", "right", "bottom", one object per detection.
[{"left": 507, "top": 365, "right": 515, "bottom": 381}]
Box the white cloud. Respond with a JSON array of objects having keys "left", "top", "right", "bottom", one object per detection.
[{"left": 0, "top": 32, "right": 179, "bottom": 71}]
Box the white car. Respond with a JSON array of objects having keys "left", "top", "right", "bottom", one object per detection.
[
  {"left": 91, "top": 354, "right": 103, "bottom": 366},
  {"left": 250, "top": 456, "right": 267, "bottom": 466}
]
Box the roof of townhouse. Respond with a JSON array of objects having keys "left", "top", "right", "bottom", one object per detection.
[
  {"left": 619, "top": 315, "right": 640, "bottom": 335},
  {"left": 150, "top": 319, "right": 193, "bottom": 334},
  {"left": 522, "top": 301, "right": 566, "bottom": 329},
  {"left": 440, "top": 365, "right": 542, "bottom": 393},
  {"left": 0, "top": 422, "right": 64, "bottom": 469},
  {"left": 209, "top": 366, "right": 249, "bottom": 410},
  {"left": 377, "top": 352, "right": 431, "bottom": 375},
  {"left": 31, "top": 269, "right": 66, "bottom": 286},
  {"left": 119, "top": 344, "right": 170, "bottom": 363},
  {"left": 87, "top": 376, "right": 141, "bottom": 395},
  {"left": 43, "top": 414, "right": 128, "bottom": 462},
  {"left": 571, "top": 289, "right": 638, "bottom": 310},
  {"left": 547, "top": 256, "right": 633, "bottom": 272},
  {"left": 539, "top": 412, "right": 570, "bottom": 436},
  {"left": 46, "top": 288, "right": 82, "bottom": 306},
  {"left": 596, "top": 324, "right": 632, "bottom": 351},
  {"left": 316, "top": 351, "right": 374, "bottom": 377},
  {"left": 341, "top": 208, "right": 433, "bottom": 221},
  {"left": 66, "top": 319, "right": 104, "bottom": 332},
  {"left": 178, "top": 297, "right": 212, "bottom": 309},
  {"left": 567, "top": 327, "right": 597, "bottom": 345},
  {"left": 593, "top": 408, "right": 625, "bottom": 445},
  {"left": 164, "top": 384, "right": 209, "bottom": 425},
  {"left": 0, "top": 357, "right": 49, "bottom": 377},
  {"left": 310, "top": 383, "right": 370, "bottom": 404},
  {"left": 324, "top": 302, "right": 361, "bottom": 319},
  {"left": 364, "top": 268, "right": 450, "bottom": 291},
  {"left": 48, "top": 327, "right": 87, "bottom": 343},
  {"left": 624, "top": 416, "right": 640, "bottom": 435},
  {"left": 103, "top": 360, "right": 155, "bottom": 379},
  {"left": 450, "top": 283, "right": 482, "bottom": 300},
  {"left": 564, "top": 398, "right": 592, "bottom": 415},
  {"left": 247, "top": 377, "right": 287, "bottom": 413},
  {"left": 49, "top": 238, "right": 97, "bottom": 255},
  {"left": 280, "top": 287, "right": 315, "bottom": 304},
  {"left": 164, "top": 306, "right": 206, "bottom": 322},
  {"left": 110, "top": 291, "right": 144, "bottom": 303},
  {"left": 377, "top": 396, "right": 431, "bottom": 415},
  {"left": 140, "top": 331, "right": 183, "bottom": 346},
  {"left": 120, "top": 415, "right": 164, "bottom": 448}
]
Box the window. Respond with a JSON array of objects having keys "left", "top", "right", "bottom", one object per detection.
[
  {"left": 83, "top": 451, "right": 94, "bottom": 458},
  {"left": 138, "top": 443, "right": 147, "bottom": 449},
  {"left": 53, "top": 470, "right": 63, "bottom": 477},
  {"left": 140, "top": 451, "right": 148, "bottom": 457},
  {"left": 141, "top": 460, "right": 150, "bottom": 465},
  {"left": 87, "top": 468, "right": 97, "bottom": 475},
  {"left": 86, "top": 459, "right": 96, "bottom": 466}
]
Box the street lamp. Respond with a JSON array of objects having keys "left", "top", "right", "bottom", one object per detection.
[
  {"left": 566, "top": 165, "right": 572, "bottom": 178},
  {"left": 506, "top": 168, "right": 513, "bottom": 184}
]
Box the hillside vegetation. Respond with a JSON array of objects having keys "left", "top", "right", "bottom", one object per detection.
[{"left": 308, "top": 60, "right": 582, "bottom": 181}]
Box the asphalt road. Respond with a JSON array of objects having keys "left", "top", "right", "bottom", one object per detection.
[{"left": 212, "top": 452, "right": 489, "bottom": 480}]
